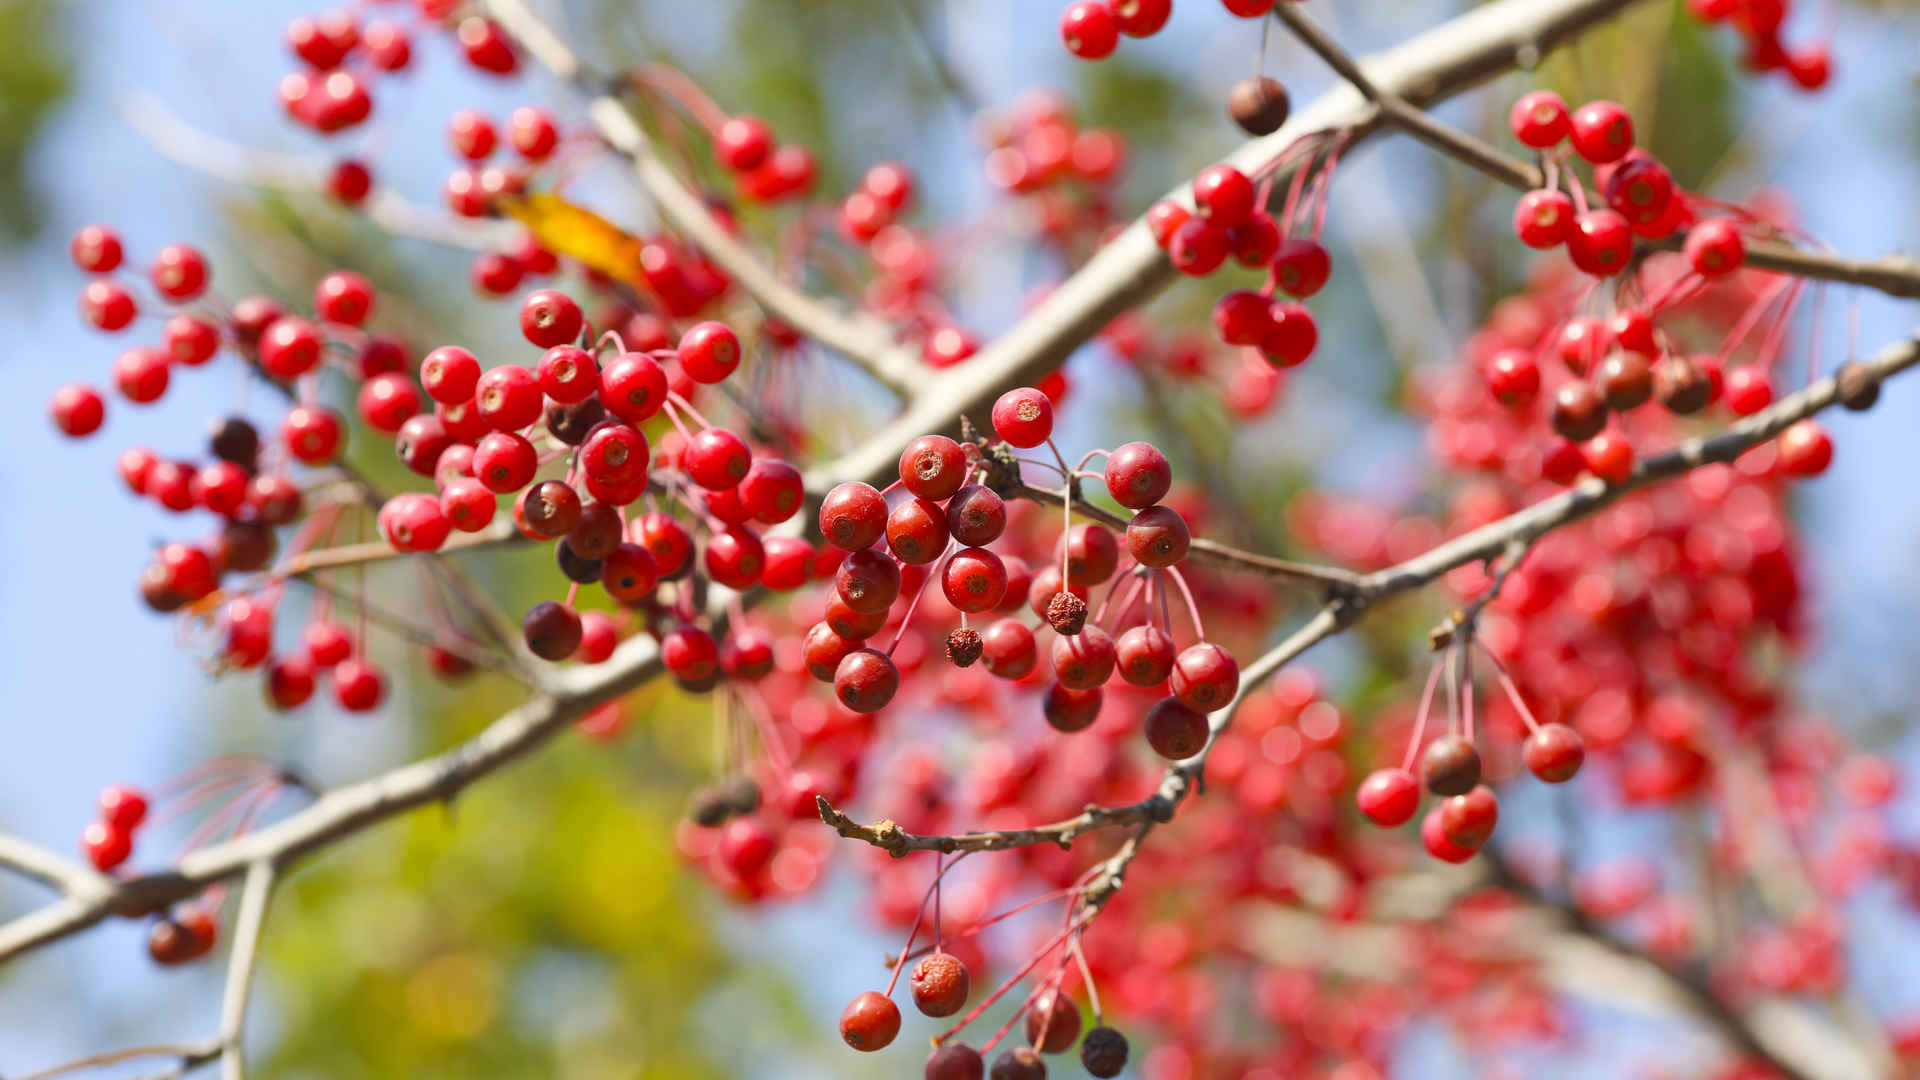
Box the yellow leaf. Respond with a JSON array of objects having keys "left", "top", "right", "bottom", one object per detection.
[{"left": 497, "top": 192, "right": 644, "bottom": 282}]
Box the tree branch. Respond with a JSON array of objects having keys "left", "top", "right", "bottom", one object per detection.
[
  {"left": 1269, "top": 0, "right": 1920, "bottom": 300},
  {"left": 218, "top": 861, "right": 276, "bottom": 1080}
]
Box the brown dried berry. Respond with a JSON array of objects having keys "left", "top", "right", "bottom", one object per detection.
[
  {"left": 1024, "top": 989, "right": 1081, "bottom": 1053},
  {"left": 946, "top": 627, "right": 984, "bottom": 667},
  {"left": 1420, "top": 734, "right": 1483, "bottom": 797},
  {"left": 1654, "top": 355, "right": 1712, "bottom": 415},
  {"left": 1228, "top": 76, "right": 1291, "bottom": 135},
  {"left": 910, "top": 950, "right": 971, "bottom": 1017},
  {"left": 1045, "top": 591, "right": 1088, "bottom": 635},
  {"left": 1598, "top": 351, "right": 1652, "bottom": 411},
  {"left": 522, "top": 600, "right": 583, "bottom": 661},
  {"left": 545, "top": 396, "right": 608, "bottom": 444},
  {"left": 1080, "top": 1025, "right": 1130, "bottom": 1077},
  {"left": 1837, "top": 361, "right": 1880, "bottom": 411},
  {"left": 1550, "top": 381, "right": 1609, "bottom": 442},
  {"left": 688, "top": 785, "right": 733, "bottom": 827}
]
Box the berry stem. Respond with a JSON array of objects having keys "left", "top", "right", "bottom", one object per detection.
[
  {"left": 934, "top": 912, "right": 1085, "bottom": 1046},
  {"left": 666, "top": 389, "right": 714, "bottom": 431},
  {"left": 887, "top": 544, "right": 949, "bottom": 656},
  {"left": 1399, "top": 649, "right": 1449, "bottom": 772},
  {"left": 883, "top": 851, "right": 975, "bottom": 998},
  {"left": 1162, "top": 566, "right": 1207, "bottom": 641},
  {"left": 1071, "top": 932, "right": 1103, "bottom": 1024},
  {"left": 1476, "top": 641, "right": 1542, "bottom": 734}
]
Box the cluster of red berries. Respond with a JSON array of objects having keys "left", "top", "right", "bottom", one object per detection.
[
  {"left": 1144, "top": 161, "right": 1325, "bottom": 369},
  {"left": 79, "top": 782, "right": 222, "bottom": 966},
  {"left": 709, "top": 111, "right": 818, "bottom": 203},
  {"left": 1059, "top": 0, "right": 1297, "bottom": 60},
  {"left": 1684, "top": 0, "right": 1832, "bottom": 88},
  {"left": 806, "top": 386, "right": 1241, "bottom": 765},
  {"left": 276, "top": 4, "right": 515, "bottom": 141}
]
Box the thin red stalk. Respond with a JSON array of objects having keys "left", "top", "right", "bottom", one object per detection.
[
  {"left": 1162, "top": 566, "right": 1207, "bottom": 641},
  {"left": 883, "top": 852, "right": 975, "bottom": 998},
  {"left": 887, "top": 544, "right": 949, "bottom": 656},
  {"left": 666, "top": 389, "right": 714, "bottom": 430},
  {"left": 935, "top": 916, "right": 1083, "bottom": 1045},
  {"left": 1400, "top": 649, "right": 1450, "bottom": 772},
  {"left": 1476, "top": 641, "right": 1542, "bottom": 733}
]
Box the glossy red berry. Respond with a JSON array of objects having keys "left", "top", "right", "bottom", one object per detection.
[
  {"left": 1483, "top": 349, "right": 1540, "bottom": 407},
  {"left": 1439, "top": 784, "right": 1500, "bottom": 849},
  {"left": 1271, "top": 237, "right": 1332, "bottom": 298},
  {"left": 333, "top": 658, "right": 386, "bottom": 712},
  {"left": 518, "top": 288, "right": 584, "bottom": 348},
  {"left": 475, "top": 364, "right": 543, "bottom": 432},
  {"left": 1723, "top": 366, "right": 1774, "bottom": 416},
  {"left": 1568, "top": 100, "right": 1634, "bottom": 164},
  {"left": 1169, "top": 642, "right": 1238, "bottom": 710},
  {"left": 50, "top": 383, "right": 105, "bottom": 436},
  {"left": 82, "top": 821, "right": 133, "bottom": 871},
  {"left": 1566, "top": 209, "right": 1633, "bottom": 276},
  {"left": 1026, "top": 989, "right": 1082, "bottom": 1053},
  {"left": 1422, "top": 804, "right": 1475, "bottom": 863},
  {"left": 661, "top": 626, "right": 720, "bottom": 688},
  {"left": 1115, "top": 624, "right": 1176, "bottom": 686},
  {"left": 1212, "top": 289, "right": 1270, "bottom": 347},
  {"left": 1051, "top": 624, "right": 1116, "bottom": 689},
  {"left": 1146, "top": 201, "right": 1190, "bottom": 248},
  {"left": 1357, "top": 767, "right": 1420, "bottom": 826},
  {"left": 944, "top": 547, "right": 1009, "bottom": 612},
  {"left": 1103, "top": 441, "right": 1171, "bottom": 508},
  {"left": 283, "top": 404, "right": 345, "bottom": 464},
  {"left": 1684, "top": 219, "right": 1746, "bottom": 277},
  {"left": 682, "top": 428, "right": 751, "bottom": 490},
  {"left": 1261, "top": 302, "right": 1318, "bottom": 367},
  {"left": 677, "top": 321, "right": 741, "bottom": 384},
  {"left": 992, "top": 387, "right": 1054, "bottom": 448},
  {"left": 1060, "top": 1, "right": 1120, "bottom": 59},
  {"left": 1524, "top": 722, "right": 1586, "bottom": 782},
  {"left": 980, "top": 618, "right": 1038, "bottom": 680},
  {"left": 1582, "top": 431, "right": 1636, "bottom": 485},
  {"left": 70, "top": 224, "right": 122, "bottom": 273},
  {"left": 1513, "top": 189, "right": 1574, "bottom": 248},
  {"left": 99, "top": 785, "right": 149, "bottom": 831},
  {"left": 149, "top": 244, "right": 209, "bottom": 300},
  {"left": 1192, "top": 164, "right": 1255, "bottom": 226},
  {"left": 946, "top": 484, "right": 1007, "bottom": 546},
  {"left": 600, "top": 352, "right": 670, "bottom": 422},
  {"left": 835, "top": 648, "right": 900, "bottom": 713},
  {"left": 1167, "top": 217, "right": 1230, "bottom": 276},
  {"left": 839, "top": 990, "right": 901, "bottom": 1051},
  {"left": 1777, "top": 419, "right": 1833, "bottom": 477},
  {"left": 716, "top": 115, "right": 773, "bottom": 172},
  {"left": 522, "top": 601, "right": 583, "bottom": 661},
  {"left": 899, "top": 435, "right": 969, "bottom": 501},
  {"left": 1508, "top": 90, "right": 1570, "bottom": 148}
]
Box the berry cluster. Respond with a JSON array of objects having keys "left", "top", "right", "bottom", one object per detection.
[
  {"left": 1684, "top": 0, "right": 1832, "bottom": 88},
  {"left": 1059, "top": 0, "right": 1297, "bottom": 60}
]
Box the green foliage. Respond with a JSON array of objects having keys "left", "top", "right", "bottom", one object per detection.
[{"left": 0, "top": 0, "right": 70, "bottom": 243}]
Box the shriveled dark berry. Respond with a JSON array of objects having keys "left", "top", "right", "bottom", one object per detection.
[
  {"left": 215, "top": 520, "right": 276, "bottom": 573},
  {"left": 946, "top": 627, "right": 984, "bottom": 667},
  {"left": 1228, "top": 76, "right": 1291, "bottom": 135},
  {"left": 522, "top": 600, "right": 583, "bottom": 661},
  {"left": 1045, "top": 591, "right": 1088, "bottom": 635},
  {"left": 1080, "top": 1026, "right": 1130, "bottom": 1077},
  {"left": 1420, "top": 734, "right": 1483, "bottom": 796}
]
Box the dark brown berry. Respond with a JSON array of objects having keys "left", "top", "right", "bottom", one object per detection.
[
  {"left": 1550, "top": 381, "right": 1609, "bottom": 442},
  {"left": 1080, "top": 1026, "right": 1130, "bottom": 1077},
  {"left": 720, "top": 774, "right": 761, "bottom": 815},
  {"left": 990, "top": 1046, "right": 1046, "bottom": 1080},
  {"left": 215, "top": 520, "right": 276, "bottom": 573},
  {"left": 555, "top": 541, "right": 604, "bottom": 584},
  {"left": 1598, "top": 351, "right": 1652, "bottom": 411},
  {"left": 1837, "top": 361, "right": 1880, "bottom": 411},
  {"left": 1420, "top": 734, "right": 1482, "bottom": 797},
  {"left": 946, "top": 627, "right": 984, "bottom": 667},
  {"left": 1654, "top": 355, "right": 1712, "bottom": 414},
  {"left": 927, "top": 1042, "right": 986, "bottom": 1080},
  {"left": 522, "top": 601, "right": 583, "bottom": 660},
  {"left": 208, "top": 416, "right": 260, "bottom": 469},
  {"left": 545, "top": 396, "right": 608, "bottom": 444},
  {"left": 688, "top": 786, "right": 733, "bottom": 827},
  {"left": 1024, "top": 989, "right": 1081, "bottom": 1053},
  {"left": 1228, "top": 76, "right": 1291, "bottom": 135},
  {"left": 1045, "top": 591, "right": 1088, "bottom": 635}
]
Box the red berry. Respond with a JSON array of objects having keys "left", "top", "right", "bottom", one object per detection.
[
  {"left": 519, "top": 289, "right": 584, "bottom": 348},
  {"left": 662, "top": 626, "right": 720, "bottom": 688},
  {"left": 258, "top": 316, "right": 324, "bottom": 379},
  {"left": 599, "top": 352, "right": 669, "bottom": 422},
  {"left": 99, "top": 785, "right": 149, "bottom": 832},
  {"left": 282, "top": 404, "right": 345, "bottom": 464},
  {"left": 1777, "top": 419, "right": 1833, "bottom": 477},
  {"left": 82, "top": 821, "right": 133, "bottom": 871},
  {"left": 1439, "top": 785, "right": 1499, "bottom": 849},
  {"left": 1683, "top": 219, "right": 1745, "bottom": 277},
  {"left": 980, "top": 618, "right": 1038, "bottom": 680},
  {"left": 70, "top": 224, "right": 122, "bottom": 273},
  {"left": 363, "top": 20, "right": 410, "bottom": 69},
  {"left": 357, "top": 372, "right": 421, "bottom": 434},
  {"left": 716, "top": 115, "right": 773, "bottom": 172},
  {"left": 1146, "top": 201, "right": 1190, "bottom": 248},
  {"left": 475, "top": 364, "right": 542, "bottom": 432},
  {"left": 328, "top": 158, "right": 373, "bottom": 204},
  {"left": 1420, "top": 735, "right": 1483, "bottom": 796},
  {"left": 163, "top": 314, "right": 221, "bottom": 367},
  {"left": 1723, "top": 367, "right": 1773, "bottom": 415},
  {"left": 946, "top": 485, "right": 1007, "bottom": 547},
  {"left": 1169, "top": 642, "right": 1239, "bottom": 710},
  {"left": 266, "top": 653, "right": 317, "bottom": 709},
  {"left": 944, "top": 547, "right": 1009, "bottom": 612},
  {"left": 1167, "top": 217, "right": 1229, "bottom": 276},
  {"left": 677, "top": 321, "right": 741, "bottom": 383},
  {"left": 334, "top": 658, "right": 386, "bottom": 711},
  {"left": 1483, "top": 348, "right": 1540, "bottom": 407},
  {"left": 1582, "top": 431, "right": 1635, "bottom": 485},
  {"left": 1025, "top": 989, "right": 1083, "bottom": 1053},
  {"left": 448, "top": 109, "right": 497, "bottom": 161},
  {"left": 759, "top": 536, "right": 813, "bottom": 591},
  {"left": 80, "top": 279, "right": 136, "bottom": 331},
  {"left": 1060, "top": 1, "right": 1120, "bottom": 59},
  {"left": 1230, "top": 212, "right": 1281, "bottom": 267},
  {"left": 1271, "top": 237, "right": 1332, "bottom": 298},
  {"left": 633, "top": 512, "right": 693, "bottom": 577},
  {"left": 1261, "top": 301, "right": 1317, "bottom": 367},
  {"left": 1051, "top": 624, "right": 1116, "bottom": 689},
  {"left": 149, "top": 244, "right": 209, "bottom": 300},
  {"left": 1524, "top": 722, "right": 1586, "bottom": 782},
  {"left": 1212, "top": 289, "right": 1270, "bottom": 346},
  {"left": 1126, "top": 505, "right": 1190, "bottom": 568},
  {"left": 1513, "top": 189, "right": 1574, "bottom": 248},
  {"left": 420, "top": 346, "right": 480, "bottom": 404},
  {"left": 50, "top": 383, "right": 105, "bottom": 436},
  {"left": 1357, "top": 767, "right": 1420, "bottom": 826},
  {"left": 835, "top": 647, "right": 901, "bottom": 713},
  {"left": 911, "top": 952, "right": 971, "bottom": 1017},
  {"left": 1104, "top": 441, "right": 1171, "bottom": 508},
  {"left": 1566, "top": 209, "right": 1633, "bottom": 276},
  {"left": 1115, "top": 624, "right": 1176, "bottom": 686},
  {"left": 457, "top": 17, "right": 517, "bottom": 74},
  {"left": 380, "top": 492, "right": 451, "bottom": 552},
  {"left": 839, "top": 990, "right": 901, "bottom": 1052},
  {"left": 472, "top": 431, "right": 538, "bottom": 493},
  {"left": 992, "top": 386, "right": 1054, "bottom": 448},
  {"left": 898, "top": 435, "right": 969, "bottom": 501},
  {"left": 1112, "top": 0, "right": 1172, "bottom": 35},
  {"left": 682, "top": 427, "right": 751, "bottom": 490},
  {"left": 1145, "top": 697, "right": 1208, "bottom": 759},
  {"left": 1422, "top": 804, "right": 1476, "bottom": 863},
  {"left": 315, "top": 270, "right": 374, "bottom": 325},
  {"left": 1508, "top": 90, "right": 1570, "bottom": 148},
  {"left": 1568, "top": 100, "right": 1634, "bottom": 164},
  {"left": 1192, "top": 164, "right": 1255, "bottom": 226}
]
